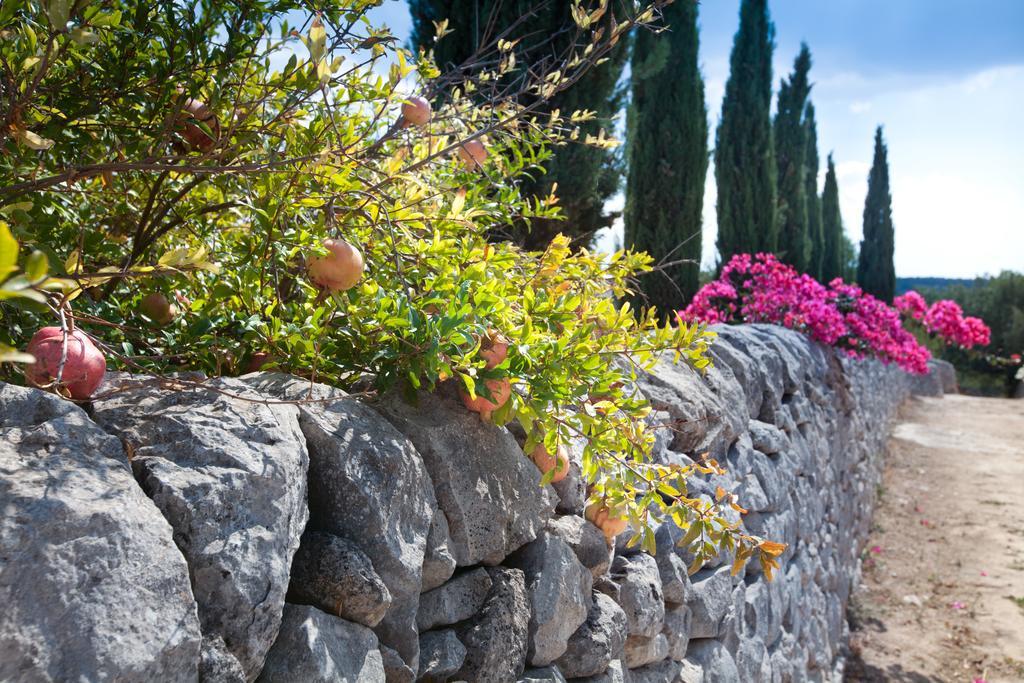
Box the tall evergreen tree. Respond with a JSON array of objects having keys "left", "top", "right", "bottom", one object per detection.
[
  {"left": 820, "top": 153, "right": 844, "bottom": 282},
  {"left": 804, "top": 102, "right": 823, "bottom": 279},
  {"left": 772, "top": 44, "right": 812, "bottom": 271},
  {"left": 409, "top": 1, "right": 628, "bottom": 249},
  {"left": 715, "top": 0, "right": 776, "bottom": 263},
  {"left": 857, "top": 126, "right": 896, "bottom": 301},
  {"left": 624, "top": 0, "right": 708, "bottom": 311}
]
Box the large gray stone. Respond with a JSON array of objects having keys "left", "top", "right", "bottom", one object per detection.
[
  {"left": 663, "top": 604, "right": 692, "bottom": 661},
  {"left": 0, "top": 383, "right": 202, "bottom": 682},
  {"left": 571, "top": 659, "right": 630, "bottom": 683},
  {"left": 454, "top": 567, "right": 531, "bottom": 683},
  {"left": 256, "top": 604, "right": 384, "bottom": 682},
  {"left": 684, "top": 639, "right": 739, "bottom": 683},
  {"left": 377, "top": 386, "right": 557, "bottom": 567},
  {"left": 735, "top": 637, "right": 771, "bottom": 683},
  {"left": 611, "top": 554, "right": 665, "bottom": 638},
  {"left": 635, "top": 356, "right": 743, "bottom": 459},
  {"left": 508, "top": 531, "right": 593, "bottom": 666},
  {"left": 417, "top": 567, "right": 493, "bottom": 632},
  {"left": 628, "top": 659, "right": 682, "bottom": 683},
  {"left": 418, "top": 629, "right": 467, "bottom": 683},
  {"left": 547, "top": 515, "right": 612, "bottom": 579},
  {"left": 422, "top": 508, "right": 457, "bottom": 592},
  {"left": 199, "top": 635, "right": 246, "bottom": 682},
  {"left": 686, "top": 567, "right": 733, "bottom": 639},
  {"left": 243, "top": 374, "right": 433, "bottom": 672},
  {"left": 747, "top": 420, "right": 788, "bottom": 456},
  {"left": 287, "top": 531, "right": 391, "bottom": 628},
  {"left": 555, "top": 592, "right": 628, "bottom": 678},
  {"left": 519, "top": 666, "right": 568, "bottom": 683},
  {"left": 623, "top": 633, "right": 669, "bottom": 669},
  {"left": 381, "top": 644, "right": 415, "bottom": 683},
  {"left": 655, "top": 547, "right": 692, "bottom": 605},
  {"left": 91, "top": 375, "right": 308, "bottom": 680}
]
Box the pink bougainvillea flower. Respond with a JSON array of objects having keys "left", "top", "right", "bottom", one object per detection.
[
  {"left": 980, "top": 570, "right": 988, "bottom": 577},
  {"left": 973, "top": 678, "right": 987, "bottom": 683},
  {"left": 950, "top": 601, "right": 966, "bottom": 610},
  {"left": 678, "top": 254, "right": 964, "bottom": 375},
  {"left": 870, "top": 545, "right": 883, "bottom": 554}
]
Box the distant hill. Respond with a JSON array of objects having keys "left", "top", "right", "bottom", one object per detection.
[{"left": 896, "top": 277, "right": 978, "bottom": 295}]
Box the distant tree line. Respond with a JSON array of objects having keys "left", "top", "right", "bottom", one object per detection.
[{"left": 410, "top": 0, "right": 896, "bottom": 312}]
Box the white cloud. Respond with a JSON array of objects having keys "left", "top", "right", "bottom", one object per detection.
[{"left": 849, "top": 100, "right": 872, "bottom": 114}]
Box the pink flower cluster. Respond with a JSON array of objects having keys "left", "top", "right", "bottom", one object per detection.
[
  {"left": 681, "top": 253, "right": 932, "bottom": 374},
  {"left": 893, "top": 291, "right": 927, "bottom": 321},
  {"left": 919, "top": 297, "right": 991, "bottom": 348}
]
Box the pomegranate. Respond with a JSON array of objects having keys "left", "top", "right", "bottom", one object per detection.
[
  {"left": 457, "top": 139, "right": 487, "bottom": 170},
  {"left": 308, "top": 238, "right": 365, "bottom": 292},
  {"left": 585, "top": 501, "right": 629, "bottom": 540},
  {"left": 25, "top": 327, "right": 106, "bottom": 400},
  {"left": 176, "top": 97, "right": 220, "bottom": 152},
  {"left": 400, "top": 96, "right": 432, "bottom": 127},
  {"left": 244, "top": 352, "right": 274, "bottom": 374},
  {"left": 529, "top": 443, "right": 570, "bottom": 483},
  {"left": 479, "top": 330, "right": 509, "bottom": 369},
  {"left": 139, "top": 292, "right": 177, "bottom": 326},
  {"left": 459, "top": 377, "right": 511, "bottom": 421}
]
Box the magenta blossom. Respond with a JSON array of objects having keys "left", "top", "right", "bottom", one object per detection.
[{"left": 681, "top": 254, "right": 932, "bottom": 374}]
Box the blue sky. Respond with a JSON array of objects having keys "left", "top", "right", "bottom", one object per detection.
[{"left": 367, "top": 0, "right": 1024, "bottom": 278}]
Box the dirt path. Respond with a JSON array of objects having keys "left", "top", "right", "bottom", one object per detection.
[{"left": 844, "top": 394, "right": 1024, "bottom": 683}]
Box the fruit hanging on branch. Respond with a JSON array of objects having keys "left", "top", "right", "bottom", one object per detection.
[
  {"left": 307, "top": 239, "right": 365, "bottom": 292},
  {"left": 585, "top": 501, "right": 629, "bottom": 541},
  {"left": 25, "top": 326, "right": 107, "bottom": 400},
  {"left": 529, "top": 443, "right": 570, "bottom": 483},
  {"left": 139, "top": 292, "right": 177, "bottom": 326},
  {"left": 457, "top": 138, "right": 488, "bottom": 170},
  {"left": 175, "top": 96, "right": 220, "bottom": 152},
  {"left": 244, "top": 351, "right": 274, "bottom": 374},
  {"left": 459, "top": 377, "right": 511, "bottom": 422},
  {"left": 400, "top": 96, "right": 432, "bottom": 128},
  {"left": 479, "top": 329, "right": 509, "bottom": 369}
]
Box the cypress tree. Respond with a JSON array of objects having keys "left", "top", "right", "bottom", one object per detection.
[
  {"left": 409, "top": 1, "right": 628, "bottom": 249},
  {"left": 715, "top": 0, "right": 776, "bottom": 263},
  {"left": 857, "top": 126, "right": 896, "bottom": 301},
  {"left": 820, "top": 153, "right": 844, "bottom": 283},
  {"left": 772, "top": 44, "right": 812, "bottom": 271},
  {"left": 624, "top": 0, "right": 708, "bottom": 311},
  {"left": 804, "top": 102, "right": 823, "bottom": 280}
]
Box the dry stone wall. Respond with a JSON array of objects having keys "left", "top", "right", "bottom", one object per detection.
[{"left": 0, "top": 324, "right": 954, "bottom": 682}]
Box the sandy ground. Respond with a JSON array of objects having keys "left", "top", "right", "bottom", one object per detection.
[{"left": 844, "top": 394, "right": 1024, "bottom": 683}]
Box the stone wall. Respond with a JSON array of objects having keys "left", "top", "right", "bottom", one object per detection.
[{"left": 0, "top": 324, "right": 952, "bottom": 682}]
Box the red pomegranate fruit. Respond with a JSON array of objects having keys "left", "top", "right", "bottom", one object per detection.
[
  {"left": 25, "top": 327, "right": 106, "bottom": 400},
  {"left": 585, "top": 501, "right": 629, "bottom": 540},
  {"left": 479, "top": 330, "right": 509, "bottom": 369},
  {"left": 457, "top": 139, "right": 488, "bottom": 170},
  {"left": 140, "top": 292, "right": 177, "bottom": 326},
  {"left": 177, "top": 97, "right": 220, "bottom": 152},
  {"left": 459, "top": 377, "right": 511, "bottom": 421},
  {"left": 307, "top": 239, "right": 365, "bottom": 292},
  {"left": 244, "top": 351, "right": 274, "bottom": 374},
  {"left": 401, "top": 96, "right": 432, "bottom": 127},
  {"left": 530, "top": 443, "right": 570, "bottom": 483}
]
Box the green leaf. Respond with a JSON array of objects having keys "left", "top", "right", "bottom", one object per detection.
[
  {"left": 0, "top": 222, "right": 17, "bottom": 281},
  {"left": 25, "top": 251, "right": 48, "bottom": 283}
]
